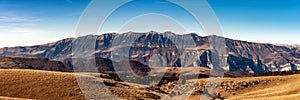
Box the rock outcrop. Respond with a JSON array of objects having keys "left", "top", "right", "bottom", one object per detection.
[{"left": 1, "top": 31, "right": 300, "bottom": 73}]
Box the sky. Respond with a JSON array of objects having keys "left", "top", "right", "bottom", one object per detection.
[{"left": 0, "top": 0, "right": 299, "bottom": 47}]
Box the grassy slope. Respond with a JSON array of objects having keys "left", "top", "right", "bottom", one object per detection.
[
  {"left": 0, "top": 69, "right": 164, "bottom": 100},
  {"left": 0, "top": 96, "right": 34, "bottom": 100},
  {"left": 1, "top": 69, "right": 300, "bottom": 100},
  {"left": 227, "top": 74, "right": 300, "bottom": 100},
  {"left": 0, "top": 69, "right": 85, "bottom": 100}
]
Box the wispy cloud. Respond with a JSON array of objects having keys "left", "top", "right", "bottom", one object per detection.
[
  {"left": 0, "top": 16, "right": 42, "bottom": 23},
  {"left": 0, "top": 15, "right": 42, "bottom": 34},
  {"left": 0, "top": 25, "right": 6, "bottom": 29},
  {"left": 156, "top": 1, "right": 171, "bottom": 4},
  {"left": 7, "top": 28, "right": 38, "bottom": 33}
]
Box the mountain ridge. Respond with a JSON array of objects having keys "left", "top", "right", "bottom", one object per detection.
[
  {"left": 0, "top": 33, "right": 284, "bottom": 49},
  {"left": 1, "top": 31, "right": 300, "bottom": 73}
]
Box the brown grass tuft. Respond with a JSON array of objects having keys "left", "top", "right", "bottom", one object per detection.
[{"left": 0, "top": 69, "right": 85, "bottom": 100}]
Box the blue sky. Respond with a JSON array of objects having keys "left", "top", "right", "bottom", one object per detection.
[
  {"left": 0, "top": 0, "right": 90, "bottom": 47},
  {"left": 209, "top": 0, "right": 300, "bottom": 45},
  {"left": 0, "top": 0, "right": 299, "bottom": 47},
  {"left": 100, "top": 0, "right": 202, "bottom": 34}
]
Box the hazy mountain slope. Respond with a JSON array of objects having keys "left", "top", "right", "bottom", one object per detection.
[
  {"left": 0, "top": 56, "right": 73, "bottom": 72},
  {"left": 0, "top": 56, "right": 151, "bottom": 75},
  {"left": 0, "top": 38, "right": 74, "bottom": 59},
  {"left": 1, "top": 31, "right": 300, "bottom": 73}
]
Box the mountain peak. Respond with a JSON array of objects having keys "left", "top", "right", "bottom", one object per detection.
[{"left": 1, "top": 32, "right": 300, "bottom": 74}]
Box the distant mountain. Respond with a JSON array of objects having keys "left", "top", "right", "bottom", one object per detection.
[
  {"left": 0, "top": 56, "right": 151, "bottom": 76},
  {"left": 0, "top": 56, "right": 72, "bottom": 72},
  {"left": 1, "top": 31, "right": 300, "bottom": 73}
]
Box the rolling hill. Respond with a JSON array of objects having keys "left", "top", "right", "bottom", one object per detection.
[{"left": 0, "top": 69, "right": 299, "bottom": 99}]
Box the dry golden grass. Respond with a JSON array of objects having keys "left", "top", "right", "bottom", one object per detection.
[
  {"left": 227, "top": 74, "right": 300, "bottom": 100},
  {"left": 0, "top": 69, "right": 165, "bottom": 100},
  {"left": 1, "top": 69, "right": 300, "bottom": 100},
  {"left": 186, "top": 74, "right": 300, "bottom": 100},
  {"left": 0, "top": 69, "right": 85, "bottom": 100},
  {"left": 0, "top": 96, "right": 33, "bottom": 100}
]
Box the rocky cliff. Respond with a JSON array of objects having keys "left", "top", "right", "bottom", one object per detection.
[{"left": 1, "top": 31, "right": 300, "bottom": 73}]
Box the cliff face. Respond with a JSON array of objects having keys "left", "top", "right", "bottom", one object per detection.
[{"left": 1, "top": 31, "right": 300, "bottom": 73}]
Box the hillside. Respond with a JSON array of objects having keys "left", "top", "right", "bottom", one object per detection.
[
  {"left": 0, "top": 96, "right": 33, "bottom": 100},
  {"left": 0, "top": 69, "right": 181, "bottom": 99},
  {"left": 0, "top": 69, "right": 85, "bottom": 100},
  {"left": 0, "top": 56, "right": 151, "bottom": 75},
  {"left": 226, "top": 74, "right": 300, "bottom": 100},
  {"left": 0, "top": 56, "right": 73, "bottom": 72},
  {"left": 0, "top": 69, "right": 299, "bottom": 99},
  {"left": 1, "top": 32, "right": 300, "bottom": 74}
]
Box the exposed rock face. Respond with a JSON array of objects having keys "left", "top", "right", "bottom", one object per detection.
[
  {"left": 0, "top": 38, "right": 74, "bottom": 59},
  {"left": 1, "top": 31, "right": 300, "bottom": 73}
]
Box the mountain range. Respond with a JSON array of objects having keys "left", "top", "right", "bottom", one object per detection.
[{"left": 1, "top": 31, "right": 300, "bottom": 74}]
